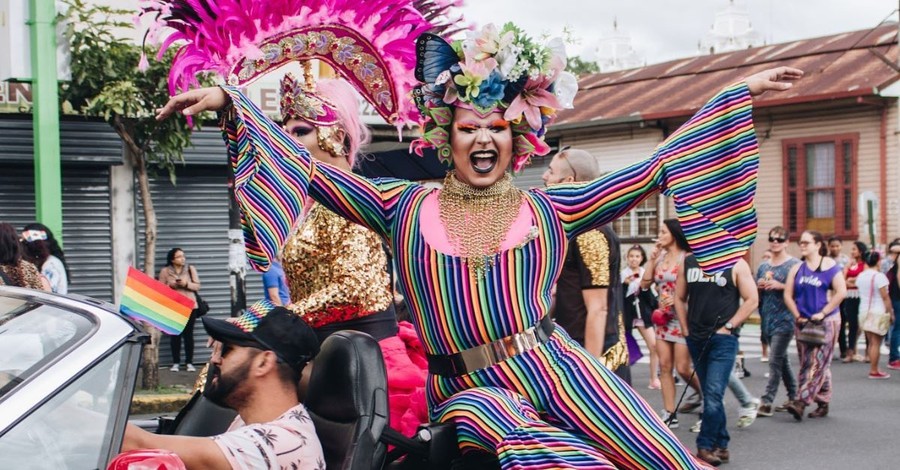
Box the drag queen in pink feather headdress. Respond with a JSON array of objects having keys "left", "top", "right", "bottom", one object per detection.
[
  {"left": 149, "top": 0, "right": 803, "bottom": 466},
  {"left": 142, "top": 0, "right": 462, "bottom": 437}
]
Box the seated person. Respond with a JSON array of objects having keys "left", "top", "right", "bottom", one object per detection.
[{"left": 121, "top": 301, "right": 323, "bottom": 469}]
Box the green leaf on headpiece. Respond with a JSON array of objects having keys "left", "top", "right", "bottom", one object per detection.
[
  {"left": 425, "top": 127, "right": 449, "bottom": 148},
  {"left": 431, "top": 107, "right": 453, "bottom": 126}
]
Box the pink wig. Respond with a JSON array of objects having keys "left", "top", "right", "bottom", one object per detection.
[{"left": 315, "top": 79, "right": 371, "bottom": 168}]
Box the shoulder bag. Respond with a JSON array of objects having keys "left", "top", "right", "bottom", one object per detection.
[
  {"left": 861, "top": 276, "right": 890, "bottom": 336},
  {"left": 188, "top": 265, "right": 209, "bottom": 317}
]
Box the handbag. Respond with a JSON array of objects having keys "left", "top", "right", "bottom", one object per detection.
[
  {"left": 796, "top": 320, "right": 827, "bottom": 346},
  {"left": 188, "top": 265, "right": 209, "bottom": 317},
  {"left": 861, "top": 279, "right": 890, "bottom": 336},
  {"left": 193, "top": 292, "right": 210, "bottom": 317}
]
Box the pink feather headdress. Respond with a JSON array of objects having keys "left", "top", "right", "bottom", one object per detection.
[{"left": 141, "top": 0, "right": 461, "bottom": 127}]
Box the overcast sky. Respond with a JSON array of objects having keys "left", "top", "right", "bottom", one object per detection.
[{"left": 458, "top": 0, "right": 897, "bottom": 65}]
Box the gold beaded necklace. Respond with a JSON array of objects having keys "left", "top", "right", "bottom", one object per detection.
[{"left": 438, "top": 171, "right": 523, "bottom": 277}]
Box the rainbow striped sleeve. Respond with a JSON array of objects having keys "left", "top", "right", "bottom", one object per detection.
[
  {"left": 221, "top": 87, "right": 413, "bottom": 272},
  {"left": 545, "top": 82, "right": 758, "bottom": 273}
]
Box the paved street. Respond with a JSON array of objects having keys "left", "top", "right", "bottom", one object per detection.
[{"left": 628, "top": 324, "right": 899, "bottom": 468}]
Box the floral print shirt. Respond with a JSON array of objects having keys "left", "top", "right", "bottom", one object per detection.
[{"left": 212, "top": 403, "right": 324, "bottom": 470}]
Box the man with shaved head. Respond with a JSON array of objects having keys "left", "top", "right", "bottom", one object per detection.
[{"left": 543, "top": 147, "right": 630, "bottom": 383}]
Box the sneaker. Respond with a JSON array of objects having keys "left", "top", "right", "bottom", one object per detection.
[
  {"left": 757, "top": 403, "right": 774, "bottom": 417},
  {"left": 868, "top": 371, "right": 891, "bottom": 380},
  {"left": 661, "top": 411, "right": 679, "bottom": 429},
  {"left": 186, "top": 363, "right": 196, "bottom": 372},
  {"left": 760, "top": 356, "right": 769, "bottom": 363},
  {"left": 690, "top": 420, "right": 702, "bottom": 433},
  {"left": 888, "top": 360, "right": 900, "bottom": 371},
  {"left": 696, "top": 448, "right": 722, "bottom": 466},
  {"left": 737, "top": 399, "right": 760, "bottom": 428},
  {"left": 169, "top": 364, "right": 180, "bottom": 372}
]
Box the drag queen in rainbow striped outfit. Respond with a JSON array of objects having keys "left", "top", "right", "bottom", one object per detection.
[{"left": 156, "top": 16, "right": 802, "bottom": 469}]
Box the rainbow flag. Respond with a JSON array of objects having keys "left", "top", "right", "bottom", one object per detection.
[{"left": 120, "top": 266, "right": 195, "bottom": 335}]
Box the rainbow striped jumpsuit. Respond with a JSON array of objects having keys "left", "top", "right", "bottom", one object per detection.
[{"left": 221, "top": 82, "right": 757, "bottom": 469}]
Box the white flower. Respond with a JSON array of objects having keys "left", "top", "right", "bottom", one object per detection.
[{"left": 553, "top": 71, "right": 578, "bottom": 109}]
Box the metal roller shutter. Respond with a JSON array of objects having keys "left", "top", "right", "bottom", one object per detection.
[
  {"left": 138, "top": 164, "right": 264, "bottom": 364},
  {"left": 0, "top": 164, "right": 114, "bottom": 301}
]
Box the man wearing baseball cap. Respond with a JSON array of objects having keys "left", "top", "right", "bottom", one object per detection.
[{"left": 121, "top": 301, "right": 324, "bottom": 469}]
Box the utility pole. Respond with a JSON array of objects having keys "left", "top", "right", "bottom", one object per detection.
[
  {"left": 227, "top": 175, "right": 247, "bottom": 318},
  {"left": 29, "top": 0, "right": 63, "bottom": 243}
]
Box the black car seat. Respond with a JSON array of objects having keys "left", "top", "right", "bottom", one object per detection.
[{"left": 306, "top": 330, "right": 389, "bottom": 470}]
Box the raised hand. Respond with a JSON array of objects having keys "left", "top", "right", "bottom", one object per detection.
[
  {"left": 745, "top": 66, "right": 804, "bottom": 97},
  {"left": 156, "top": 87, "right": 231, "bottom": 121}
]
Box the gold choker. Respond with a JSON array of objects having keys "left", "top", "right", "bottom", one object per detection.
[{"left": 438, "top": 171, "right": 523, "bottom": 277}]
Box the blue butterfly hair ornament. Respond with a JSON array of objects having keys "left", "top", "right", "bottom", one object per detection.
[{"left": 410, "top": 23, "right": 578, "bottom": 172}]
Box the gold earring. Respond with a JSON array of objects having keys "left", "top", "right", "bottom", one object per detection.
[{"left": 316, "top": 126, "right": 346, "bottom": 159}]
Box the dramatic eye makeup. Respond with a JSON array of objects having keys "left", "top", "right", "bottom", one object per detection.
[
  {"left": 455, "top": 122, "right": 479, "bottom": 133},
  {"left": 455, "top": 119, "right": 509, "bottom": 133},
  {"left": 288, "top": 124, "right": 314, "bottom": 138},
  {"left": 489, "top": 119, "right": 509, "bottom": 132}
]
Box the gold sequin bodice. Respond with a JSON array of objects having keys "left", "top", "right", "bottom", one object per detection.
[{"left": 282, "top": 202, "right": 393, "bottom": 325}]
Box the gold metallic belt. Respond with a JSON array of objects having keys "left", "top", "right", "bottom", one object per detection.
[{"left": 427, "top": 316, "right": 555, "bottom": 377}]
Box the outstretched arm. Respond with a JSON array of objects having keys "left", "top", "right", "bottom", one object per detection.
[
  {"left": 157, "top": 87, "right": 413, "bottom": 271},
  {"left": 545, "top": 67, "right": 803, "bottom": 273}
]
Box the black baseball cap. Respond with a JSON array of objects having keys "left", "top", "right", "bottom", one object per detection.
[{"left": 202, "top": 300, "right": 319, "bottom": 371}]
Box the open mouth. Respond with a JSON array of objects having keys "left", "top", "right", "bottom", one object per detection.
[{"left": 470, "top": 151, "right": 498, "bottom": 174}]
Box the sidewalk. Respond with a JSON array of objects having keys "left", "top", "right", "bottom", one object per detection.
[{"left": 130, "top": 365, "right": 206, "bottom": 415}]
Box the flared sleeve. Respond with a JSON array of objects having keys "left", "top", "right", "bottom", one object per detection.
[
  {"left": 544, "top": 82, "right": 758, "bottom": 274},
  {"left": 220, "top": 86, "right": 414, "bottom": 271}
]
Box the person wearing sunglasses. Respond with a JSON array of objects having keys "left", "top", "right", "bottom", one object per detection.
[
  {"left": 783, "top": 230, "right": 847, "bottom": 421},
  {"left": 755, "top": 227, "right": 800, "bottom": 417},
  {"left": 120, "top": 301, "right": 323, "bottom": 469}
]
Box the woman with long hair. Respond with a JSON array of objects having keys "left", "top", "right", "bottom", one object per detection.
[
  {"left": 783, "top": 230, "right": 846, "bottom": 420},
  {"left": 839, "top": 240, "right": 867, "bottom": 362},
  {"left": 158, "top": 247, "right": 200, "bottom": 373},
  {"left": 0, "top": 223, "right": 48, "bottom": 291},
  {"left": 278, "top": 72, "right": 429, "bottom": 436},
  {"left": 641, "top": 219, "right": 703, "bottom": 428},
  {"left": 622, "top": 244, "right": 660, "bottom": 389},
  {"left": 855, "top": 251, "right": 894, "bottom": 379},
  {"left": 20, "top": 223, "right": 69, "bottom": 294}
]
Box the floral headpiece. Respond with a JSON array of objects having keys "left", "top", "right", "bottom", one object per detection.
[
  {"left": 411, "top": 23, "right": 577, "bottom": 171},
  {"left": 141, "top": 0, "right": 461, "bottom": 128},
  {"left": 279, "top": 69, "right": 339, "bottom": 126}
]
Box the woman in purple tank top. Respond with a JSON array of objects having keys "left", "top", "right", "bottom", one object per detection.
[{"left": 783, "top": 230, "right": 846, "bottom": 421}]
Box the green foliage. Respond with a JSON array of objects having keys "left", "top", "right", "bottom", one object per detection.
[
  {"left": 566, "top": 56, "right": 600, "bottom": 76},
  {"left": 59, "top": 0, "right": 212, "bottom": 176}
]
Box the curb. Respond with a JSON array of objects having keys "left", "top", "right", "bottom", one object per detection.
[{"left": 131, "top": 393, "right": 192, "bottom": 415}]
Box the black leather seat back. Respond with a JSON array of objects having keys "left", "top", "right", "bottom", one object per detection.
[
  {"left": 170, "top": 391, "right": 238, "bottom": 437},
  {"left": 305, "top": 330, "right": 388, "bottom": 470}
]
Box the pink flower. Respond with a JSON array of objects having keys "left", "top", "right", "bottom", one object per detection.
[
  {"left": 503, "top": 75, "right": 560, "bottom": 131},
  {"left": 138, "top": 52, "right": 150, "bottom": 72}
]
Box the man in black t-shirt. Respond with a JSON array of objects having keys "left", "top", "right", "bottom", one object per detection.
[
  {"left": 543, "top": 147, "right": 629, "bottom": 383},
  {"left": 674, "top": 255, "right": 757, "bottom": 466}
]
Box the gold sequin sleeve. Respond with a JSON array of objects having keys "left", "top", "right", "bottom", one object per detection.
[{"left": 575, "top": 230, "right": 610, "bottom": 288}]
